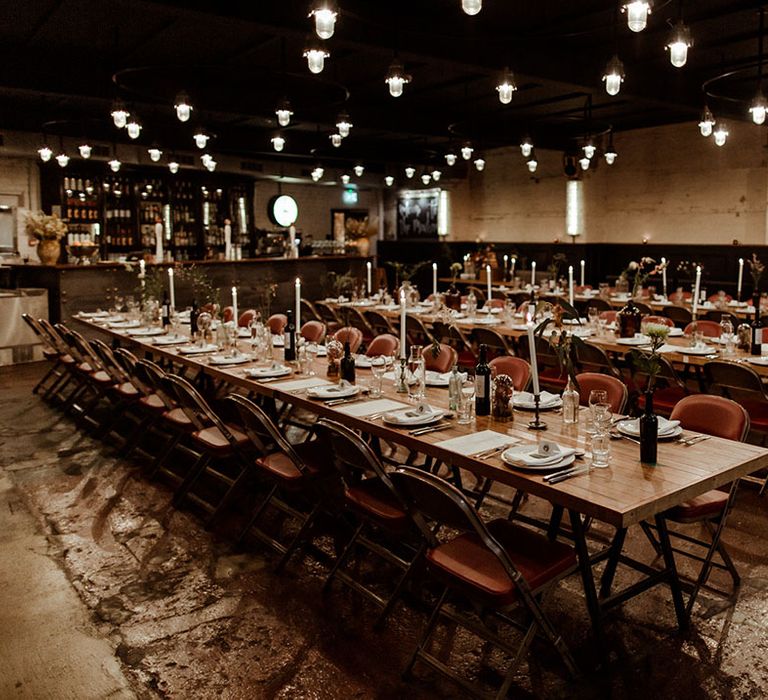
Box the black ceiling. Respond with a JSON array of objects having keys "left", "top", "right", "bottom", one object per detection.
[{"left": 0, "top": 0, "right": 763, "bottom": 171}]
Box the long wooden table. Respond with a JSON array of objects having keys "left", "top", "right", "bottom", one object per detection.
[{"left": 72, "top": 317, "right": 768, "bottom": 651}]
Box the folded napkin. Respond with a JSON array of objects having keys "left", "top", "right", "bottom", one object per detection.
[
  {"left": 383, "top": 403, "right": 439, "bottom": 425},
  {"left": 513, "top": 390, "right": 561, "bottom": 408},
  {"left": 504, "top": 443, "right": 577, "bottom": 467},
  {"left": 425, "top": 370, "right": 467, "bottom": 385},
  {"left": 619, "top": 417, "right": 680, "bottom": 437}
]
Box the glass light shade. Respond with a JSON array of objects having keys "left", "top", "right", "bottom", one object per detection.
[
  {"left": 304, "top": 48, "right": 329, "bottom": 74},
  {"left": 311, "top": 7, "right": 337, "bottom": 39},
  {"left": 205, "top": 159, "right": 217, "bottom": 172},
  {"left": 496, "top": 72, "right": 517, "bottom": 105},
  {"left": 330, "top": 133, "right": 342, "bottom": 147},
  {"left": 276, "top": 107, "right": 292, "bottom": 127},
  {"left": 713, "top": 123, "right": 728, "bottom": 147},
  {"left": 169, "top": 161, "right": 180, "bottom": 174},
  {"left": 111, "top": 107, "right": 128, "bottom": 129},
  {"left": 579, "top": 156, "right": 590, "bottom": 171},
  {"left": 341, "top": 174, "right": 351, "bottom": 184},
  {"left": 405, "top": 166, "right": 415, "bottom": 178},
  {"left": 315, "top": 166, "right": 325, "bottom": 178},
  {"left": 271, "top": 136, "right": 285, "bottom": 152},
  {"left": 38, "top": 146, "right": 52, "bottom": 162},
  {"left": 624, "top": 1, "right": 651, "bottom": 33},
  {"left": 698, "top": 107, "right": 715, "bottom": 137},
  {"left": 668, "top": 40, "right": 689, "bottom": 68},
  {"left": 462, "top": 0, "right": 482, "bottom": 16},
  {"left": 520, "top": 141, "right": 533, "bottom": 158},
  {"left": 583, "top": 143, "right": 596, "bottom": 159},
  {"left": 461, "top": 145, "right": 473, "bottom": 160},
  {"left": 605, "top": 151, "right": 617, "bottom": 165},
  {"left": 354, "top": 165, "right": 364, "bottom": 176},
  {"left": 109, "top": 158, "right": 121, "bottom": 173},
  {"left": 336, "top": 114, "right": 352, "bottom": 137},
  {"left": 386, "top": 75, "right": 405, "bottom": 97},
  {"left": 148, "top": 147, "right": 162, "bottom": 162},
  {"left": 311, "top": 170, "right": 322, "bottom": 182},
  {"left": 126, "top": 119, "right": 142, "bottom": 140},
  {"left": 78, "top": 144, "right": 92, "bottom": 159},
  {"left": 750, "top": 94, "right": 767, "bottom": 125},
  {"left": 474, "top": 157, "right": 486, "bottom": 171},
  {"left": 385, "top": 175, "right": 394, "bottom": 186},
  {"left": 56, "top": 153, "right": 69, "bottom": 168},
  {"left": 201, "top": 153, "right": 213, "bottom": 167},
  {"left": 421, "top": 173, "right": 431, "bottom": 184},
  {"left": 527, "top": 158, "right": 538, "bottom": 173},
  {"left": 193, "top": 132, "right": 209, "bottom": 149},
  {"left": 603, "top": 55, "right": 625, "bottom": 96},
  {"left": 445, "top": 153, "right": 457, "bottom": 166},
  {"left": 174, "top": 93, "right": 192, "bottom": 122},
  {"left": 431, "top": 169, "right": 442, "bottom": 181}
]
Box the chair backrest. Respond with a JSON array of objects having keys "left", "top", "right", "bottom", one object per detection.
[
  {"left": 21, "top": 314, "right": 53, "bottom": 350},
  {"left": 684, "top": 319, "right": 722, "bottom": 338},
  {"left": 221, "top": 305, "right": 234, "bottom": 323},
  {"left": 466, "top": 285, "right": 486, "bottom": 304},
  {"left": 134, "top": 360, "right": 176, "bottom": 408},
  {"left": 575, "top": 372, "right": 628, "bottom": 413},
  {"left": 585, "top": 298, "right": 612, "bottom": 312},
  {"left": 628, "top": 350, "right": 687, "bottom": 394},
  {"left": 575, "top": 342, "right": 621, "bottom": 378},
  {"left": 113, "top": 348, "right": 149, "bottom": 394},
  {"left": 162, "top": 374, "right": 219, "bottom": 433},
  {"left": 345, "top": 307, "right": 374, "bottom": 339},
  {"left": 703, "top": 360, "right": 768, "bottom": 405},
  {"left": 634, "top": 301, "right": 652, "bottom": 315},
  {"left": 664, "top": 305, "right": 693, "bottom": 327},
  {"left": 333, "top": 326, "right": 364, "bottom": 353},
  {"left": 316, "top": 418, "right": 392, "bottom": 488},
  {"left": 489, "top": 356, "right": 531, "bottom": 391},
  {"left": 89, "top": 338, "right": 128, "bottom": 384},
  {"left": 599, "top": 310, "right": 617, "bottom": 323},
  {"left": 366, "top": 333, "right": 399, "bottom": 357},
  {"left": 363, "top": 309, "right": 394, "bottom": 336},
  {"left": 705, "top": 310, "right": 738, "bottom": 326},
  {"left": 314, "top": 301, "right": 342, "bottom": 326},
  {"left": 35, "top": 317, "right": 69, "bottom": 355},
  {"left": 238, "top": 309, "right": 257, "bottom": 327},
  {"left": 708, "top": 292, "right": 733, "bottom": 302},
  {"left": 472, "top": 327, "right": 513, "bottom": 358},
  {"left": 300, "top": 320, "right": 326, "bottom": 342},
  {"left": 643, "top": 314, "right": 674, "bottom": 327},
  {"left": 484, "top": 298, "right": 505, "bottom": 309},
  {"left": 57, "top": 325, "right": 101, "bottom": 369},
  {"left": 405, "top": 315, "right": 434, "bottom": 345},
  {"left": 300, "top": 298, "right": 321, "bottom": 324},
  {"left": 424, "top": 343, "right": 458, "bottom": 373},
  {"left": 670, "top": 394, "right": 749, "bottom": 442},
  {"left": 266, "top": 313, "right": 288, "bottom": 335}
]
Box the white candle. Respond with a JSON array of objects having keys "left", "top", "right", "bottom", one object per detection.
[
  {"left": 531, "top": 261, "right": 536, "bottom": 287},
  {"left": 527, "top": 322, "right": 540, "bottom": 395},
  {"left": 154, "top": 221, "right": 163, "bottom": 262},
  {"left": 367, "top": 261, "right": 372, "bottom": 295},
  {"left": 568, "top": 265, "right": 574, "bottom": 307},
  {"left": 692, "top": 266, "right": 701, "bottom": 317},
  {"left": 167, "top": 268, "right": 175, "bottom": 309},
  {"left": 486, "top": 264, "right": 492, "bottom": 305},
  {"left": 511, "top": 256, "right": 516, "bottom": 278},
  {"left": 503, "top": 255, "right": 508, "bottom": 278},
  {"left": 295, "top": 277, "right": 301, "bottom": 330},
  {"left": 432, "top": 262, "right": 438, "bottom": 298},
  {"left": 139, "top": 259, "right": 145, "bottom": 289},
  {"left": 580, "top": 259, "right": 585, "bottom": 287},
  {"left": 738, "top": 257, "right": 744, "bottom": 299},
  {"left": 231, "top": 286, "right": 238, "bottom": 325},
  {"left": 224, "top": 222, "right": 232, "bottom": 260},
  {"left": 399, "top": 290, "right": 407, "bottom": 359},
  {"left": 661, "top": 257, "right": 668, "bottom": 297}
]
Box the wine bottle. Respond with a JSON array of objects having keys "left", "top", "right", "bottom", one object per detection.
[
  {"left": 751, "top": 294, "right": 763, "bottom": 356},
  {"left": 284, "top": 310, "right": 296, "bottom": 362},
  {"left": 448, "top": 364, "right": 461, "bottom": 411},
  {"left": 190, "top": 298, "right": 200, "bottom": 338},
  {"left": 475, "top": 344, "right": 491, "bottom": 416},
  {"left": 528, "top": 289, "right": 537, "bottom": 322},
  {"left": 340, "top": 341, "right": 356, "bottom": 384},
  {"left": 161, "top": 291, "right": 170, "bottom": 328},
  {"left": 639, "top": 390, "right": 658, "bottom": 465}
]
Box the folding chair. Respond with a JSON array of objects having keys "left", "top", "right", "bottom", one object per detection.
[
  {"left": 575, "top": 342, "right": 621, "bottom": 379},
  {"left": 472, "top": 327, "right": 515, "bottom": 360},
  {"left": 364, "top": 309, "right": 396, "bottom": 337},
  {"left": 575, "top": 372, "right": 628, "bottom": 413}
]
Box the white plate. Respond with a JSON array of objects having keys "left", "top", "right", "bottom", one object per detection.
[
  {"left": 677, "top": 345, "right": 716, "bottom": 355},
  {"left": 244, "top": 365, "right": 292, "bottom": 379},
  {"left": 424, "top": 370, "right": 455, "bottom": 387},
  {"left": 151, "top": 334, "right": 188, "bottom": 346},
  {"left": 208, "top": 354, "right": 251, "bottom": 366},
  {"left": 501, "top": 445, "right": 576, "bottom": 471},
  {"left": 746, "top": 356, "right": 768, "bottom": 366},
  {"left": 616, "top": 335, "right": 650, "bottom": 346},
  {"left": 126, "top": 327, "right": 166, "bottom": 337},
  {"left": 177, "top": 343, "right": 219, "bottom": 355},
  {"left": 307, "top": 383, "right": 360, "bottom": 399},
  {"left": 77, "top": 310, "right": 110, "bottom": 318},
  {"left": 616, "top": 418, "right": 682, "bottom": 439},
  {"left": 667, "top": 327, "right": 684, "bottom": 337},
  {"left": 382, "top": 407, "right": 444, "bottom": 426},
  {"left": 512, "top": 391, "right": 562, "bottom": 410},
  {"left": 108, "top": 320, "right": 140, "bottom": 329},
  {"left": 466, "top": 316, "right": 501, "bottom": 325},
  {"left": 355, "top": 355, "right": 393, "bottom": 369}
]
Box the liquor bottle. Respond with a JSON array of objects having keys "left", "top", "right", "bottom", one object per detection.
[
  {"left": 190, "top": 298, "right": 200, "bottom": 338},
  {"left": 448, "top": 364, "right": 461, "bottom": 411},
  {"left": 340, "top": 341, "right": 356, "bottom": 384},
  {"left": 284, "top": 310, "right": 296, "bottom": 362},
  {"left": 161, "top": 291, "right": 170, "bottom": 328},
  {"left": 751, "top": 293, "right": 763, "bottom": 356},
  {"left": 474, "top": 344, "right": 491, "bottom": 416}
]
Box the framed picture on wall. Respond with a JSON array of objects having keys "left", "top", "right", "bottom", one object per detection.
[{"left": 397, "top": 188, "right": 439, "bottom": 239}]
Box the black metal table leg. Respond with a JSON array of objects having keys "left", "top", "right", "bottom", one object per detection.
[
  {"left": 654, "top": 513, "right": 689, "bottom": 632},
  {"left": 599, "top": 528, "right": 627, "bottom": 598},
  {"left": 569, "top": 509, "right": 606, "bottom": 654}
]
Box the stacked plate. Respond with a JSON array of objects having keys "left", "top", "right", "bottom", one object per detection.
[
  {"left": 677, "top": 344, "right": 716, "bottom": 355},
  {"left": 151, "top": 334, "right": 188, "bottom": 346},
  {"left": 209, "top": 353, "right": 251, "bottom": 366},
  {"left": 126, "top": 327, "right": 166, "bottom": 337},
  {"left": 244, "top": 364, "right": 292, "bottom": 379},
  {"left": 382, "top": 405, "right": 444, "bottom": 426},
  {"left": 616, "top": 335, "right": 650, "bottom": 346},
  {"left": 178, "top": 343, "right": 219, "bottom": 355},
  {"left": 307, "top": 382, "right": 359, "bottom": 399},
  {"left": 501, "top": 444, "right": 577, "bottom": 470},
  {"left": 615, "top": 417, "right": 682, "bottom": 440}
]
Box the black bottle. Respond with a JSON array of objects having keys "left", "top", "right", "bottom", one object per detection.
[
  {"left": 475, "top": 344, "right": 491, "bottom": 417},
  {"left": 161, "top": 291, "right": 170, "bottom": 328},
  {"left": 751, "top": 293, "right": 763, "bottom": 356},
  {"left": 284, "top": 310, "right": 296, "bottom": 362},
  {"left": 528, "top": 288, "right": 537, "bottom": 322},
  {"left": 639, "top": 390, "right": 658, "bottom": 465},
  {"left": 190, "top": 298, "right": 200, "bottom": 337},
  {"left": 340, "top": 341, "right": 356, "bottom": 384}
]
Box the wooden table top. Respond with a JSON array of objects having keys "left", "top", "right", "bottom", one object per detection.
[{"left": 73, "top": 317, "right": 768, "bottom": 530}]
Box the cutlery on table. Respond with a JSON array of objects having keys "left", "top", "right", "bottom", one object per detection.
[
  {"left": 679, "top": 434, "right": 711, "bottom": 446},
  {"left": 409, "top": 423, "right": 452, "bottom": 436},
  {"left": 546, "top": 466, "right": 591, "bottom": 484},
  {"left": 611, "top": 432, "right": 640, "bottom": 445},
  {"left": 325, "top": 397, "right": 365, "bottom": 407},
  {"left": 472, "top": 443, "right": 513, "bottom": 459}
]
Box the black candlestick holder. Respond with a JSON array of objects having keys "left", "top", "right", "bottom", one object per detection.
[{"left": 528, "top": 393, "right": 547, "bottom": 431}]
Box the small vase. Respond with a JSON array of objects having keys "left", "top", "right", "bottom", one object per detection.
[
  {"left": 561, "top": 376, "right": 579, "bottom": 424},
  {"left": 639, "top": 391, "right": 658, "bottom": 465},
  {"left": 617, "top": 298, "right": 642, "bottom": 338},
  {"left": 37, "top": 239, "right": 61, "bottom": 265},
  {"left": 445, "top": 284, "right": 461, "bottom": 311}
]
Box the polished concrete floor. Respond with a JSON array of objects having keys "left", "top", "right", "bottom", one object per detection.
[{"left": 2, "top": 363, "right": 768, "bottom": 699}]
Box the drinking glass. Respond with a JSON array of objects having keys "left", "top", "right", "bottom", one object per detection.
[
  {"left": 370, "top": 356, "right": 389, "bottom": 398},
  {"left": 297, "top": 344, "right": 309, "bottom": 374},
  {"left": 305, "top": 342, "right": 319, "bottom": 375},
  {"left": 586, "top": 389, "right": 609, "bottom": 434},
  {"left": 407, "top": 345, "right": 425, "bottom": 402},
  {"left": 587, "top": 306, "right": 599, "bottom": 330},
  {"left": 591, "top": 430, "right": 612, "bottom": 468},
  {"left": 457, "top": 379, "right": 476, "bottom": 424}
]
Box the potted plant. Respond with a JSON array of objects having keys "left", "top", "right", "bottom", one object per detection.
[
  {"left": 25, "top": 211, "right": 67, "bottom": 265},
  {"left": 445, "top": 262, "right": 463, "bottom": 310},
  {"left": 617, "top": 257, "right": 662, "bottom": 337},
  {"left": 748, "top": 253, "right": 765, "bottom": 315}
]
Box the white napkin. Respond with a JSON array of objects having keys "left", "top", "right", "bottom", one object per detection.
[
  {"left": 618, "top": 417, "right": 680, "bottom": 437},
  {"left": 245, "top": 363, "right": 290, "bottom": 377},
  {"left": 178, "top": 343, "right": 219, "bottom": 354},
  {"left": 513, "top": 391, "right": 561, "bottom": 408},
  {"left": 383, "top": 403, "right": 440, "bottom": 425},
  {"left": 504, "top": 443, "right": 577, "bottom": 466}
]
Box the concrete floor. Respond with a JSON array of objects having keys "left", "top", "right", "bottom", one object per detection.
[{"left": 2, "top": 363, "right": 768, "bottom": 699}]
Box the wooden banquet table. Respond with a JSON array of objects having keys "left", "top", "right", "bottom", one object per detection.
[{"left": 72, "top": 316, "right": 768, "bottom": 651}]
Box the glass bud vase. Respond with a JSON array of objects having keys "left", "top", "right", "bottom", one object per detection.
[
  {"left": 445, "top": 284, "right": 462, "bottom": 311},
  {"left": 639, "top": 390, "right": 658, "bottom": 465},
  {"left": 561, "top": 376, "right": 579, "bottom": 424},
  {"left": 617, "top": 298, "right": 642, "bottom": 338}
]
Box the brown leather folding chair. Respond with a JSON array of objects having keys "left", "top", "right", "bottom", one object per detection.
[
  {"left": 575, "top": 342, "right": 622, "bottom": 379},
  {"left": 472, "top": 327, "right": 515, "bottom": 360},
  {"left": 423, "top": 343, "right": 457, "bottom": 373},
  {"left": 363, "top": 309, "right": 396, "bottom": 337},
  {"left": 300, "top": 298, "right": 321, "bottom": 324},
  {"left": 575, "top": 372, "right": 628, "bottom": 413},
  {"left": 365, "top": 333, "right": 399, "bottom": 357},
  {"left": 333, "top": 326, "right": 364, "bottom": 353},
  {"left": 489, "top": 356, "right": 531, "bottom": 391}
]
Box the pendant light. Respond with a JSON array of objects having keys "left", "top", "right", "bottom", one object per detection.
[
  {"left": 385, "top": 57, "right": 411, "bottom": 97},
  {"left": 56, "top": 152, "right": 69, "bottom": 168},
  {"left": 431, "top": 168, "right": 442, "bottom": 181},
  {"left": 698, "top": 106, "right": 715, "bottom": 137},
  {"left": 271, "top": 135, "right": 286, "bottom": 152},
  {"left": 168, "top": 160, "right": 180, "bottom": 174},
  {"left": 750, "top": 93, "right": 767, "bottom": 126},
  {"left": 604, "top": 130, "right": 618, "bottom": 165},
  {"left": 311, "top": 165, "right": 324, "bottom": 181},
  {"left": 520, "top": 137, "right": 533, "bottom": 158},
  {"left": 404, "top": 166, "right": 415, "bottom": 178},
  {"left": 78, "top": 143, "right": 92, "bottom": 159},
  {"left": 421, "top": 172, "right": 431, "bottom": 185},
  {"left": 750, "top": 8, "right": 767, "bottom": 126},
  {"left": 303, "top": 41, "right": 330, "bottom": 74},
  {"left": 341, "top": 173, "right": 351, "bottom": 185},
  {"left": 309, "top": 1, "right": 338, "bottom": 40},
  {"left": 174, "top": 91, "right": 192, "bottom": 122},
  {"left": 622, "top": 1, "right": 652, "bottom": 33},
  {"left": 38, "top": 144, "right": 52, "bottom": 162},
  {"left": 462, "top": 0, "right": 482, "bottom": 16},
  {"left": 205, "top": 158, "right": 217, "bottom": 172},
  {"left": 329, "top": 133, "right": 343, "bottom": 147},
  {"left": 602, "top": 55, "right": 625, "bottom": 96},
  {"left": 110, "top": 99, "right": 129, "bottom": 129},
  {"left": 666, "top": 20, "right": 692, "bottom": 68},
  {"left": 148, "top": 146, "right": 163, "bottom": 162},
  {"left": 385, "top": 175, "right": 394, "bottom": 186},
  {"left": 713, "top": 122, "right": 729, "bottom": 147},
  {"left": 126, "top": 115, "right": 142, "bottom": 140},
  {"left": 474, "top": 156, "right": 486, "bottom": 171},
  {"left": 109, "top": 157, "right": 121, "bottom": 172},
  {"left": 201, "top": 153, "right": 213, "bottom": 168},
  {"left": 193, "top": 129, "right": 209, "bottom": 149},
  {"left": 336, "top": 112, "right": 353, "bottom": 137},
  {"left": 276, "top": 99, "right": 293, "bottom": 127},
  {"left": 445, "top": 149, "right": 457, "bottom": 166},
  {"left": 526, "top": 150, "right": 538, "bottom": 173},
  {"left": 579, "top": 156, "right": 590, "bottom": 171},
  {"left": 496, "top": 67, "right": 517, "bottom": 105},
  {"left": 583, "top": 140, "right": 596, "bottom": 160},
  {"left": 461, "top": 143, "right": 474, "bottom": 160},
  {"left": 354, "top": 164, "right": 364, "bottom": 177}
]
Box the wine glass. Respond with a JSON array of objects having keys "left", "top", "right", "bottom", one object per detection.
[
  {"left": 587, "top": 306, "right": 599, "bottom": 330},
  {"left": 587, "top": 389, "right": 609, "bottom": 434},
  {"left": 305, "top": 342, "right": 319, "bottom": 375},
  {"left": 370, "top": 355, "right": 390, "bottom": 398},
  {"left": 457, "top": 379, "right": 476, "bottom": 424}
]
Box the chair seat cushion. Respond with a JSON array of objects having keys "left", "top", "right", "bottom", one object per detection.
[
  {"left": 139, "top": 393, "right": 167, "bottom": 413},
  {"left": 43, "top": 348, "right": 59, "bottom": 360},
  {"left": 665, "top": 489, "right": 728, "bottom": 523},
  {"left": 61, "top": 354, "right": 75, "bottom": 365},
  {"left": 193, "top": 424, "right": 249, "bottom": 454},
  {"left": 115, "top": 382, "right": 139, "bottom": 399},
  {"left": 76, "top": 361, "right": 93, "bottom": 373},
  {"left": 426, "top": 519, "right": 576, "bottom": 606},
  {"left": 255, "top": 443, "right": 322, "bottom": 482},
  {"left": 345, "top": 478, "right": 408, "bottom": 528},
  {"left": 162, "top": 407, "right": 194, "bottom": 429},
  {"left": 92, "top": 370, "right": 113, "bottom": 385}
]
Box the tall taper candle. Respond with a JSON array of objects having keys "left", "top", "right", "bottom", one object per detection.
[
  {"left": 486, "top": 265, "right": 492, "bottom": 306},
  {"left": 511, "top": 256, "right": 516, "bottom": 279},
  {"left": 661, "top": 257, "right": 668, "bottom": 297},
  {"left": 154, "top": 220, "right": 163, "bottom": 262},
  {"left": 580, "top": 259, "right": 585, "bottom": 287},
  {"left": 738, "top": 257, "right": 744, "bottom": 300},
  {"left": 692, "top": 266, "right": 701, "bottom": 317},
  {"left": 531, "top": 261, "right": 536, "bottom": 288},
  {"left": 527, "top": 322, "right": 540, "bottom": 395},
  {"left": 295, "top": 277, "right": 301, "bottom": 332},
  {"left": 503, "top": 255, "right": 509, "bottom": 280},
  {"left": 231, "top": 286, "right": 238, "bottom": 325},
  {"left": 139, "top": 259, "right": 145, "bottom": 289},
  {"left": 399, "top": 290, "right": 407, "bottom": 359},
  {"left": 366, "top": 262, "right": 372, "bottom": 296},
  {"left": 568, "top": 265, "right": 574, "bottom": 307},
  {"left": 432, "top": 262, "right": 438, "bottom": 299},
  {"left": 167, "top": 268, "right": 175, "bottom": 309}
]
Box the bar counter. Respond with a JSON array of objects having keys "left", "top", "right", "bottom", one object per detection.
[{"left": 7, "top": 255, "right": 370, "bottom": 322}]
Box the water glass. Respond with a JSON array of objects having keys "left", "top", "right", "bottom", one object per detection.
[
  {"left": 457, "top": 379, "right": 476, "bottom": 424},
  {"left": 305, "top": 342, "right": 319, "bottom": 375},
  {"left": 407, "top": 346, "right": 425, "bottom": 402},
  {"left": 591, "top": 431, "right": 611, "bottom": 468},
  {"left": 586, "top": 389, "right": 608, "bottom": 434},
  {"left": 370, "top": 356, "right": 389, "bottom": 398},
  {"left": 587, "top": 307, "right": 599, "bottom": 330}
]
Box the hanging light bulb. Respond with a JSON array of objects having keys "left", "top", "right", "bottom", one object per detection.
[
  {"left": 698, "top": 106, "right": 715, "bottom": 137},
  {"left": 421, "top": 172, "right": 431, "bottom": 184},
  {"left": 271, "top": 135, "right": 285, "bottom": 152},
  {"left": 431, "top": 168, "right": 442, "bottom": 181},
  {"left": 713, "top": 122, "right": 729, "bottom": 147},
  {"left": 309, "top": 1, "right": 338, "bottom": 40},
  {"left": 474, "top": 157, "right": 486, "bottom": 171},
  {"left": 750, "top": 92, "right": 767, "bottom": 125},
  {"left": 169, "top": 160, "right": 180, "bottom": 174},
  {"left": 174, "top": 92, "right": 192, "bottom": 122},
  {"left": 445, "top": 150, "right": 457, "bottom": 166},
  {"left": 354, "top": 164, "right": 364, "bottom": 177},
  {"left": 602, "top": 55, "right": 625, "bottom": 96},
  {"left": 520, "top": 137, "right": 533, "bottom": 158},
  {"left": 583, "top": 141, "right": 596, "bottom": 159},
  {"left": 201, "top": 153, "right": 213, "bottom": 167},
  {"left": 38, "top": 145, "right": 53, "bottom": 162},
  {"left": 336, "top": 112, "right": 353, "bottom": 137},
  {"left": 405, "top": 166, "right": 415, "bottom": 179},
  {"left": 311, "top": 166, "right": 323, "bottom": 182},
  {"left": 126, "top": 115, "right": 142, "bottom": 140},
  {"left": 111, "top": 99, "right": 129, "bottom": 129},
  {"left": 193, "top": 130, "right": 209, "bottom": 149},
  {"left": 496, "top": 68, "right": 517, "bottom": 105},
  {"left": 341, "top": 173, "right": 351, "bottom": 185},
  {"left": 303, "top": 42, "right": 330, "bottom": 74},
  {"left": 579, "top": 156, "right": 591, "bottom": 171},
  {"left": 329, "top": 133, "right": 343, "bottom": 147},
  {"left": 56, "top": 153, "right": 69, "bottom": 168},
  {"left": 206, "top": 158, "right": 217, "bottom": 172},
  {"left": 385, "top": 175, "right": 394, "bottom": 186},
  {"left": 462, "top": 0, "right": 482, "bottom": 16},
  {"left": 666, "top": 21, "right": 692, "bottom": 68},
  {"left": 461, "top": 143, "right": 474, "bottom": 160},
  {"left": 622, "top": 1, "right": 652, "bottom": 33},
  {"left": 605, "top": 131, "right": 618, "bottom": 165},
  {"left": 385, "top": 59, "right": 411, "bottom": 98},
  {"left": 148, "top": 146, "right": 163, "bottom": 162},
  {"left": 526, "top": 151, "right": 538, "bottom": 173},
  {"left": 78, "top": 143, "right": 92, "bottom": 159},
  {"left": 276, "top": 99, "right": 293, "bottom": 127},
  {"left": 109, "top": 158, "right": 122, "bottom": 173}
]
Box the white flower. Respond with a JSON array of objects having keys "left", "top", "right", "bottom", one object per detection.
[{"left": 628, "top": 261, "right": 639, "bottom": 271}]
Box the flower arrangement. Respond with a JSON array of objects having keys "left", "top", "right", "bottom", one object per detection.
[
  {"left": 492, "top": 374, "right": 514, "bottom": 421},
  {"left": 133, "top": 264, "right": 220, "bottom": 308},
  {"left": 629, "top": 323, "right": 670, "bottom": 392},
  {"left": 622, "top": 257, "right": 662, "bottom": 298},
  {"left": 450, "top": 261, "right": 463, "bottom": 285},
  {"left": 326, "top": 339, "right": 343, "bottom": 377},
  {"left": 748, "top": 253, "right": 765, "bottom": 292},
  {"left": 25, "top": 211, "right": 67, "bottom": 245},
  {"left": 534, "top": 299, "right": 585, "bottom": 389}
]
